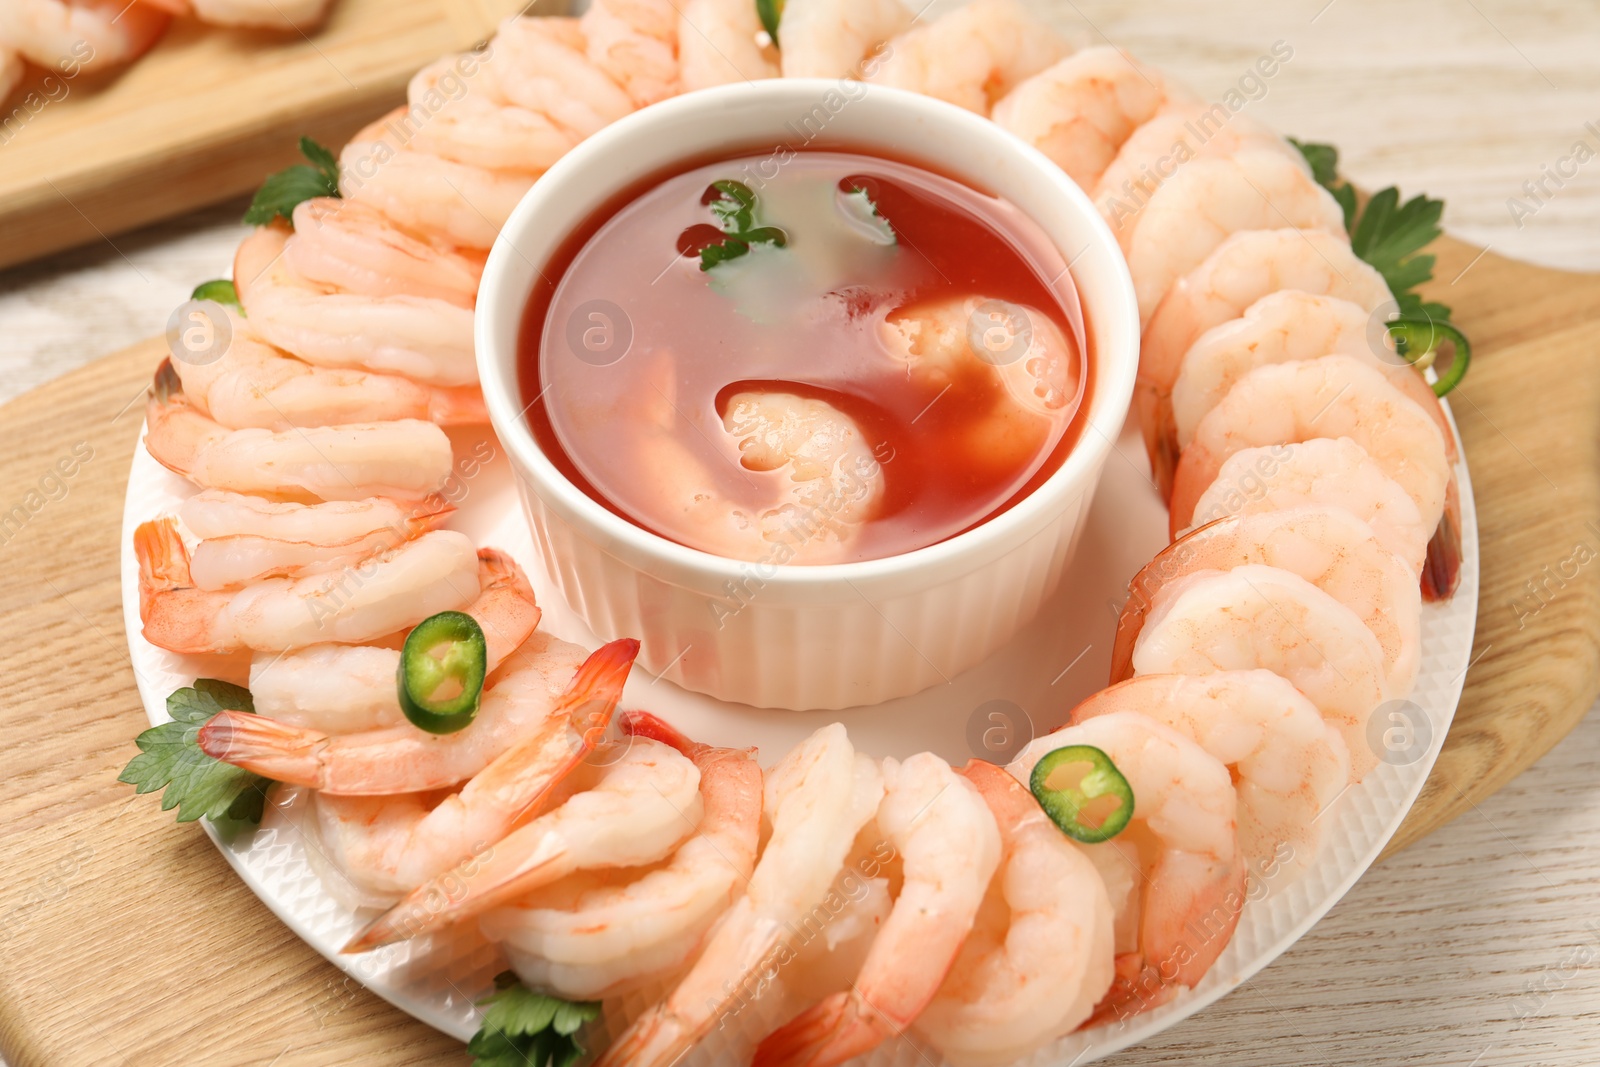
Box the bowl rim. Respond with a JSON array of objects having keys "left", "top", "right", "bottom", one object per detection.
[{"left": 476, "top": 78, "right": 1139, "bottom": 589}]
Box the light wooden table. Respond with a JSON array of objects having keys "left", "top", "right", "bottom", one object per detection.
[{"left": 1, "top": 2, "right": 1597, "bottom": 1065}]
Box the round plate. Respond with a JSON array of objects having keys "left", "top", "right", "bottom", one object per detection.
[{"left": 120, "top": 412, "right": 1478, "bottom": 1065}]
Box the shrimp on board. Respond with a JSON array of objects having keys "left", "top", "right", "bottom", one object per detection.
[
  {"left": 914, "top": 760, "right": 1113, "bottom": 1067},
  {"left": 140, "top": 0, "right": 330, "bottom": 30},
  {"left": 234, "top": 225, "right": 479, "bottom": 387},
  {"left": 481, "top": 712, "right": 762, "bottom": 1001},
  {"left": 1111, "top": 505, "right": 1423, "bottom": 695},
  {"left": 751, "top": 752, "right": 1001, "bottom": 1067},
  {"left": 400, "top": 56, "right": 579, "bottom": 177},
  {"left": 144, "top": 363, "right": 455, "bottom": 503},
  {"left": 1071, "top": 672, "right": 1350, "bottom": 875},
  {"left": 344, "top": 734, "right": 702, "bottom": 950},
  {"left": 0, "top": 0, "right": 168, "bottom": 73},
  {"left": 248, "top": 552, "right": 548, "bottom": 734},
  {"left": 678, "top": 0, "right": 778, "bottom": 89},
  {"left": 1137, "top": 229, "right": 1393, "bottom": 492},
  {"left": 776, "top": 0, "right": 910, "bottom": 79},
  {"left": 992, "top": 46, "right": 1196, "bottom": 193},
  {"left": 1168, "top": 354, "right": 1461, "bottom": 598},
  {"left": 1128, "top": 564, "right": 1390, "bottom": 781},
  {"left": 880, "top": 295, "right": 1081, "bottom": 473},
  {"left": 1183, "top": 438, "right": 1430, "bottom": 575},
  {"left": 135, "top": 518, "right": 479, "bottom": 654},
  {"left": 1106, "top": 151, "right": 1348, "bottom": 324},
  {"left": 489, "top": 16, "right": 636, "bottom": 141},
  {"left": 866, "top": 0, "right": 1070, "bottom": 116},
  {"left": 593, "top": 723, "right": 885, "bottom": 1067},
  {"left": 296, "top": 641, "right": 640, "bottom": 905},
  {"left": 202, "top": 634, "right": 621, "bottom": 797},
  {"left": 166, "top": 311, "right": 486, "bottom": 432},
  {"left": 1009, "top": 710, "right": 1244, "bottom": 1025},
  {"left": 579, "top": 0, "right": 681, "bottom": 108}
]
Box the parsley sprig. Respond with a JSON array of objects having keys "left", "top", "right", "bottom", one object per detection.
[
  {"left": 699, "top": 180, "right": 788, "bottom": 271},
  {"left": 190, "top": 279, "right": 240, "bottom": 308},
  {"left": 467, "top": 972, "right": 600, "bottom": 1067},
  {"left": 756, "top": 0, "right": 785, "bottom": 43},
  {"left": 1290, "top": 138, "right": 1452, "bottom": 323},
  {"left": 118, "top": 679, "right": 273, "bottom": 824},
  {"left": 243, "top": 136, "right": 342, "bottom": 228}
]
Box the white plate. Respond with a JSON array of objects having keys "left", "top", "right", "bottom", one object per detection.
[{"left": 120, "top": 412, "right": 1478, "bottom": 1064}]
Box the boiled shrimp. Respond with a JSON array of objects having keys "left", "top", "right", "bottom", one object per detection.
[
  {"left": 752, "top": 752, "right": 1000, "bottom": 1067},
  {"left": 345, "top": 734, "right": 701, "bottom": 950},
  {"left": 1184, "top": 438, "right": 1429, "bottom": 575},
  {"left": 1138, "top": 228, "right": 1392, "bottom": 489},
  {"left": 914, "top": 760, "right": 1113, "bottom": 1067},
  {"left": 991, "top": 46, "right": 1193, "bottom": 193},
  {"left": 678, "top": 0, "right": 778, "bottom": 89},
  {"left": 135, "top": 517, "right": 479, "bottom": 654},
  {"left": 234, "top": 225, "right": 478, "bottom": 387},
  {"left": 401, "top": 56, "right": 577, "bottom": 176},
  {"left": 489, "top": 16, "right": 635, "bottom": 140},
  {"left": 0, "top": 0, "right": 167, "bottom": 72},
  {"left": 1168, "top": 355, "right": 1455, "bottom": 574},
  {"left": 299, "top": 641, "right": 639, "bottom": 905},
  {"left": 1, "top": 48, "right": 23, "bottom": 103},
  {"left": 1108, "top": 152, "right": 1348, "bottom": 324},
  {"left": 246, "top": 550, "right": 544, "bottom": 733},
  {"left": 166, "top": 313, "right": 486, "bottom": 432},
  {"left": 580, "top": 0, "right": 680, "bottom": 108},
  {"left": 866, "top": 0, "right": 1070, "bottom": 116},
  {"left": 204, "top": 636, "right": 624, "bottom": 797},
  {"left": 1010, "top": 710, "right": 1244, "bottom": 1024},
  {"left": 1127, "top": 564, "right": 1390, "bottom": 781},
  {"left": 1071, "top": 672, "right": 1351, "bottom": 875},
  {"left": 1093, "top": 104, "right": 1307, "bottom": 210},
  {"left": 283, "top": 197, "right": 484, "bottom": 308},
  {"left": 481, "top": 712, "right": 762, "bottom": 1000},
  {"left": 592, "top": 723, "right": 884, "bottom": 1067},
  {"left": 776, "top": 0, "right": 910, "bottom": 79},
  {"left": 1112, "top": 505, "right": 1422, "bottom": 694},
  {"left": 636, "top": 384, "right": 887, "bottom": 563},
  {"left": 143, "top": 363, "right": 454, "bottom": 503},
  {"left": 339, "top": 110, "right": 537, "bottom": 250},
  {"left": 880, "top": 294, "right": 1081, "bottom": 473}
]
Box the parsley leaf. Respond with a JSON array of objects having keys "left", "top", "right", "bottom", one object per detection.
[
  {"left": 467, "top": 972, "right": 600, "bottom": 1067},
  {"left": 190, "top": 279, "right": 239, "bottom": 308},
  {"left": 118, "top": 679, "right": 273, "bottom": 825},
  {"left": 1290, "top": 138, "right": 1452, "bottom": 323},
  {"left": 699, "top": 180, "right": 787, "bottom": 272},
  {"left": 756, "top": 0, "right": 785, "bottom": 44},
  {"left": 243, "top": 136, "right": 342, "bottom": 227}
]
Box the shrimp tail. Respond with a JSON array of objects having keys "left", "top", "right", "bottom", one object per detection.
[
  {"left": 340, "top": 639, "right": 641, "bottom": 954},
  {"left": 591, "top": 1013, "right": 688, "bottom": 1067},
  {"left": 197, "top": 712, "right": 330, "bottom": 785},
  {"left": 427, "top": 385, "right": 491, "bottom": 425},
  {"left": 1421, "top": 478, "right": 1462, "bottom": 601},
  {"left": 472, "top": 549, "right": 541, "bottom": 664},
  {"left": 135, "top": 517, "right": 223, "bottom": 653},
  {"left": 751, "top": 993, "right": 887, "bottom": 1067}
]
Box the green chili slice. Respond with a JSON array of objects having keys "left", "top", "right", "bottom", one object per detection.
[
  {"left": 1029, "top": 744, "right": 1134, "bottom": 844},
  {"left": 1387, "top": 317, "right": 1470, "bottom": 396},
  {"left": 397, "top": 611, "right": 487, "bottom": 734}
]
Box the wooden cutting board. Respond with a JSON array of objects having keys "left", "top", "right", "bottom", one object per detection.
[
  {"left": 0, "top": 234, "right": 1596, "bottom": 1063},
  {"left": 0, "top": 0, "right": 546, "bottom": 272}
]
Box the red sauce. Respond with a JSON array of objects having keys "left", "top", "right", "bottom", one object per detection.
[{"left": 519, "top": 149, "right": 1091, "bottom": 563}]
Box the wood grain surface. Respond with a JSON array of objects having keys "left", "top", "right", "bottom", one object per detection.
[
  {"left": 0, "top": 0, "right": 537, "bottom": 272},
  {"left": 0, "top": 234, "right": 1595, "bottom": 1065}
]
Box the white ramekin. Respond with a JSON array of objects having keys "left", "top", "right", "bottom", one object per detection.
[{"left": 478, "top": 79, "right": 1138, "bottom": 710}]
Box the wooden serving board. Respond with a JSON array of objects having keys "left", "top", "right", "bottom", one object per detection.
[
  {"left": 0, "top": 235, "right": 1595, "bottom": 1063},
  {"left": 0, "top": 0, "right": 544, "bottom": 273}
]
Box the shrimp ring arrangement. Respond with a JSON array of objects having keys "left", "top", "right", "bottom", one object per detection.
[
  {"left": 0, "top": 0, "right": 339, "bottom": 109},
  {"left": 118, "top": 1, "right": 1479, "bottom": 1064}
]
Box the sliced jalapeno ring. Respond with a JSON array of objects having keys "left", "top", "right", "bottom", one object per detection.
[
  {"left": 1387, "top": 317, "right": 1470, "bottom": 397},
  {"left": 398, "top": 610, "right": 487, "bottom": 734},
  {"left": 1029, "top": 744, "right": 1135, "bottom": 844}
]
